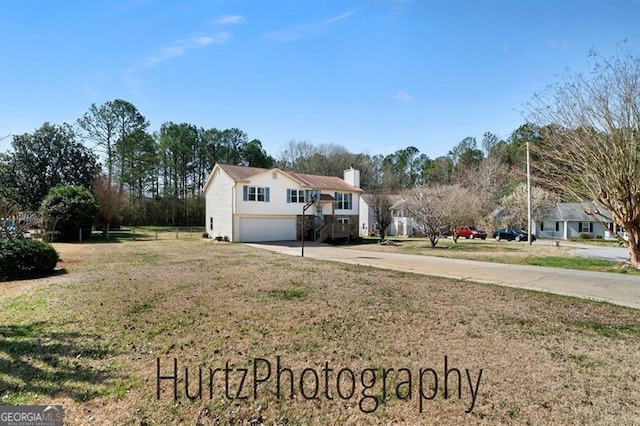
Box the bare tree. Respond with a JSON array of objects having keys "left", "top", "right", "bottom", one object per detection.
[
  {"left": 93, "top": 174, "right": 128, "bottom": 241},
  {"left": 499, "top": 183, "right": 558, "bottom": 230},
  {"left": 369, "top": 192, "right": 394, "bottom": 241},
  {"left": 402, "top": 185, "right": 454, "bottom": 247},
  {"left": 462, "top": 157, "right": 513, "bottom": 219},
  {"left": 528, "top": 48, "right": 640, "bottom": 267}
]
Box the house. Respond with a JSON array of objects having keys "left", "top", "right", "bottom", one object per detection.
[
  {"left": 358, "top": 194, "right": 420, "bottom": 237},
  {"left": 389, "top": 197, "right": 421, "bottom": 237},
  {"left": 533, "top": 201, "right": 621, "bottom": 240},
  {"left": 203, "top": 164, "right": 362, "bottom": 242},
  {"left": 358, "top": 194, "right": 377, "bottom": 236}
]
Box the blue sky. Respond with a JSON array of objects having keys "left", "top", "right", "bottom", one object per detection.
[{"left": 1, "top": 0, "right": 638, "bottom": 159}]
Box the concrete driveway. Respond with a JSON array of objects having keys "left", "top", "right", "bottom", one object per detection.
[
  {"left": 247, "top": 241, "right": 640, "bottom": 310},
  {"left": 571, "top": 247, "right": 630, "bottom": 262}
]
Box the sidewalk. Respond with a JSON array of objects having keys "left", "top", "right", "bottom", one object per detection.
[{"left": 247, "top": 242, "right": 640, "bottom": 310}]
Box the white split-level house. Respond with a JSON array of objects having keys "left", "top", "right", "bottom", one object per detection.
[{"left": 203, "top": 163, "right": 363, "bottom": 242}]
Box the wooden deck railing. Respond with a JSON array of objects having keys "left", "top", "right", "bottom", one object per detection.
[{"left": 315, "top": 223, "right": 351, "bottom": 242}]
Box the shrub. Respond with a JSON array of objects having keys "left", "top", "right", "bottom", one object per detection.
[
  {"left": 40, "top": 185, "right": 97, "bottom": 242},
  {"left": 0, "top": 239, "right": 59, "bottom": 281},
  {"left": 578, "top": 232, "right": 591, "bottom": 240},
  {"left": 202, "top": 232, "right": 209, "bottom": 238}
]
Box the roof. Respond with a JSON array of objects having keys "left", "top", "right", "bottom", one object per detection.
[
  {"left": 284, "top": 171, "right": 362, "bottom": 192},
  {"left": 544, "top": 202, "right": 612, "bottom": 222},
  {"left": 216, "top": 164, "right": 270, "bottom": 181},
  {"left": 208, "top": 163, "right": 363, "bottom": 193},
  {"left": 319, "top": 193, "right": 336, "bottom": 202}
]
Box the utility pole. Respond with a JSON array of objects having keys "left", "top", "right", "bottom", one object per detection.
[{"left": 527, "top": 140, "right": 533, "bottom": 245}]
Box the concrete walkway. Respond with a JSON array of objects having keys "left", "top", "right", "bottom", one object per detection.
[{"left": 247, "top": 241, "right": 640, "bottom": 310}]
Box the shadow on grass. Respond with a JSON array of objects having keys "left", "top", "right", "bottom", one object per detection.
[
  {"left": 0, "top": 269, "right": 68, "bottom": 283},
  {"left": 0, "top": 321, "right": 117, "bottom": 402}
]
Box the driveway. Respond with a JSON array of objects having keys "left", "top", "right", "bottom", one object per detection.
[
  {"left": 247, "top": 241, "right": 640, "bottom": 310},
  {"left": 571, "top": 247, "right": 630, "bottom": 262}
]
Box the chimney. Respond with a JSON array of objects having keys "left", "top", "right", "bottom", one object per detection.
[{"left": 344, "top": 166, "right": 360, "bottom": 188}]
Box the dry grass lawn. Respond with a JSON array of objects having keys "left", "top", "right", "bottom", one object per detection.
[
  {"left": 0, "top": 239, "right": 639, "bottom": 425},
  {"left": 351, "top": 237, "right": 634, "bottom": 273}
]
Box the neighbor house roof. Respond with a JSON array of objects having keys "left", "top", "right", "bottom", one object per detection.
[
  {"left": 210, "top": 163, "right": 363, "bottom": 193},
  {"left": 544, "top": 202, "right": 612, "bottom": 222}
]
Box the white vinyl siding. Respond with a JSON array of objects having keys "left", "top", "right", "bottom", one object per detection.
[{"left": 205, "top": 170, "right": 234, "bottom": 240}]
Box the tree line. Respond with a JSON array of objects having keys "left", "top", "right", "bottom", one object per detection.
[
  {"left": 0, "top": 100, "right": 275, "bottom": 227},
  {"left": 0, "top": 98, "right": 540, "bottom": 229},
  {"left": 1, "top": 47, "right": 638, "bottom": 268}
]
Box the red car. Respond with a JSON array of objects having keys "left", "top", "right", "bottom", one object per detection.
[{"left": 456, "top": 225, "right": 487, "bottom": 240}]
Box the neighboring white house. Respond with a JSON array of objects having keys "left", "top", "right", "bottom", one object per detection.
[
  {"left": 533, "top": 201, "right": 621, "bottom": 240},
  {"left": 358, "top": 194, "right": 378, "bottom": 236},
  {"left": 389, "top": 197, "right": 421, "bottom": 237},
  {"left": 203, "top": 163, "right": 362, "bottom": 242},
  {"left": 359, "top": 194, "right": 420, "bottom": 237}
]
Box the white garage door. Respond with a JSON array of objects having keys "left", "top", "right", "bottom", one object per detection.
[{"left": 239, "top": 217, "right": 297, "bottom": 242}]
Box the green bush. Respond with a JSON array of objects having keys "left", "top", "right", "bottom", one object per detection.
[
  {"left": 40, "top": 185, "right": 97, "bottom": 242},
  {"left": 0, "top": 239, "right": 59, "bottom": 281},
  {"left": 578, "top": 232, "right": 592, "bottom": 240}
]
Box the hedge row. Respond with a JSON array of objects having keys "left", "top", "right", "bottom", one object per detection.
[{"left": 0, "top": 239, "right": 59, "bottom": 281}]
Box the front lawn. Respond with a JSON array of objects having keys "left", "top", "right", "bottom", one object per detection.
[{"left": 354, "top": 237, "right": 635, "bottom": 274}]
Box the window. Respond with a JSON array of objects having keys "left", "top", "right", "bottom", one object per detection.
[
  {"left": 272, "top": 172, "right": 277, "bottom": 180},
  {"left": 555, "top": 222, "right": 560, "bottom": 232},
  {"left": 579, "top": 222, "right": 593, "bottom": 233},
  {"left": 243, "top": 185, "right": 270, "bottom": 202},
  {"left": 210, "top": 217, "right": 213, "bottom": 231},
  {"left": 337, "top": 217, "right": 349, "bottom": 224},
  {"left": 540, "top": 222, "right": 544, "bottom": 231},
  {"left": 335, "top": 192, "right": 352, "bottom": 210},
  {"left": 287, "top": 189, "right": 306, "bottom": 203}
]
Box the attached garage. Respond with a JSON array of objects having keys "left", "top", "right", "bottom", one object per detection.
[{"left": 238, "top": 217, "right": 297, "bottom": 242}]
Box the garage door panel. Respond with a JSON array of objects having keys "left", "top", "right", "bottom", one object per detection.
[{"left": 239, "top": 217, "right": 296, "bottom": 242}]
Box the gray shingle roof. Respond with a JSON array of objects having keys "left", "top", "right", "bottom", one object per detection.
[{"left": 545, "top": 202, "right": 612, "bottom": 222}]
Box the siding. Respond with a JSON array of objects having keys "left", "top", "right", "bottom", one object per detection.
[{"left": 205, "top": 169, "right": 234, "bottom": 240}]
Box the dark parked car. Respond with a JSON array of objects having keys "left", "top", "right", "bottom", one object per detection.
[{"left": 493, "top": 228, "right": 535, "bottom": 242}]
